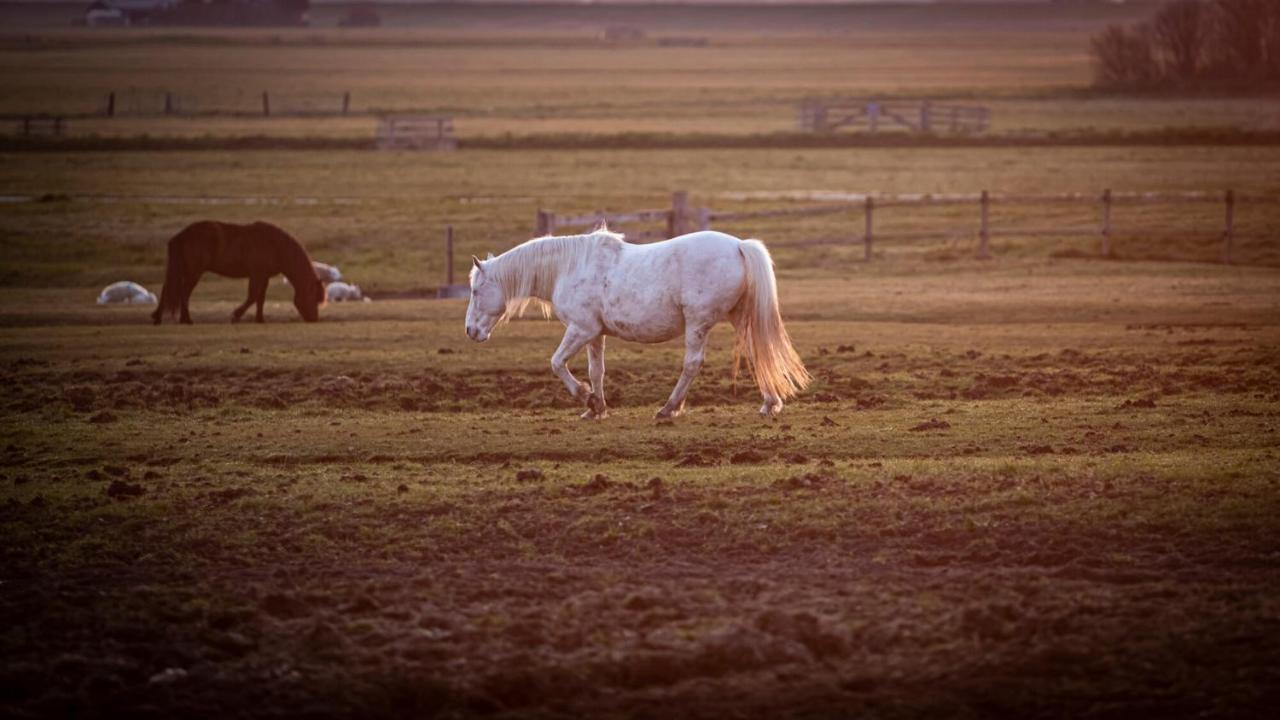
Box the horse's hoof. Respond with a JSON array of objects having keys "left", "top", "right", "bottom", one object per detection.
[
  {"left": 580, "top": 408, "right": 608, "bottom": 421},
  {"left": 654, "top": 405, "right": 682, "bottom": 421},
  {"left": 758, "top": 402, "right": 782, "bottom": 418},
  {"left": 586, "top": 394, "right": 605, "bottom": 416}
]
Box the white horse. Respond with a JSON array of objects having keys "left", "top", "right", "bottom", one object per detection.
[{"left": 464, "top": 228, "right": 810, "bottom": 419}]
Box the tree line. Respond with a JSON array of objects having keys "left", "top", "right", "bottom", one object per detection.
[{"left": 1091, "top": 0, "right": 1280, "bottom": 91}]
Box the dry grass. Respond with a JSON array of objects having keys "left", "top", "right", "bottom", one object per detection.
[
  {"left": 2, "top": 4, "right": 1278, "bottom": 716},
  {"left": 2, "top": 145, "right": 1276, "bottom": 292},
  {"left": 3, "top": 259, "right": 1278, "bottom": 717},
  {"left": 3, "top": 18, "right": 1277, "bottom": 139}
]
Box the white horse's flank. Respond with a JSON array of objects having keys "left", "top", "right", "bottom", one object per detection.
[{"left": 464, "top": 229, "right": 809, "bottom": 418}]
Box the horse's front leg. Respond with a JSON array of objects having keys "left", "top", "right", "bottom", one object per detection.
[
  {"left": 581, "top": 336, "right": 607, "bottom": 420},
  {"left": 656, "top": 323, "right": 713, "bottom": 420},
  {"left": 232, "top": 274, "right": 268, "bottom": 323},
  {"left": 549, "top": 324, "right": 599, "bottom": 414}
]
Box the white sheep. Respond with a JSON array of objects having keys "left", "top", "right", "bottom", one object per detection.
[
  {"left": 283, "top": 261, "right": 341, "bottom": 286},
  {"left": 326, "top": 281, "right": 370, "bottom": 303},
  {"left": 97, "top": 281, "right": 157, "bottom": 305},
  {"left": 312, "top": 262, "right": 342, "bottom": 284}
]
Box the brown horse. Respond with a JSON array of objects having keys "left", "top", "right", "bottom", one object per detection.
[{"left": 152, "top": 221, "right": 326, "bottom": 325}]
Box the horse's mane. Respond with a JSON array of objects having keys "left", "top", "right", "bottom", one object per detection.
[{"left": 474, "top": 228, "right": 625, "bottom": 322}]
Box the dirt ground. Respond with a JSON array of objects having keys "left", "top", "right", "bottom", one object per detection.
[{"left": 2, "top": 262, "right": 1279, "bottom": 719}]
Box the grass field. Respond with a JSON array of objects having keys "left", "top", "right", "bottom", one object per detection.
[
  {"left": 2, "top": 145, "right": 1278, "bottom": 295},
  {"left": 3, "top": 2, "right": 1279, "bottom": 717},
  {"left": 3, "top": 260, "right": 1279, "bottom": 717},
  {"left": 4, "top": 3, "right": 1278, "bottom": 140}
]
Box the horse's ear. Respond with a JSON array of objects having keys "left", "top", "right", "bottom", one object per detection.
[
  {"left": 471, "top": 255, "right": 482, "bottom": 271},
  {"left": 485, "top": 252, "right": 494, "bottom": 260}
]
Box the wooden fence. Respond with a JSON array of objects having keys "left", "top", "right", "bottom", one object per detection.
[
  {"left": 798, "top": 98, "right": 990, "bottom": 135},
  {"left": 538, "top": 190, "right": 1273, "bottom": 264},
  {"left": 96, "top": 90, "right": 358, "bottom": 118},
  {"left": 376, "top": 115, "right": 456, "bottom": 151},
  {"left": 14, "top": 115, "right": 66, "bottom": 137},
  {"left": 536, "top": 191, "right": 693, "bottom": 241}
]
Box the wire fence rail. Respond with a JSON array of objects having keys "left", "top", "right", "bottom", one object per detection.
[{"left": 538, "top": 190, "right": 1278, "bottom": 264}]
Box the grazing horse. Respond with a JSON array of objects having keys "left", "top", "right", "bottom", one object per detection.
[
  {"left": 152, "top": 221, "right": 325, "bottom": 325},
  {"left": 464, "top": 229, "right": 810, "bottom": 418}
]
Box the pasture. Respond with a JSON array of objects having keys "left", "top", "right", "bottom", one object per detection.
[
  {"left": 2, "top": 2, "right": 1280, "bottom": 717},
  {"left": 3, "top": 263, "right": 1279, "bottom": 717},
  {"left": 3, "top": 2, "right": 1279, "bottom": 140}
]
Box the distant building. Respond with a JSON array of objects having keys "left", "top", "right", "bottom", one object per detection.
[
  {"left": 85, "top": 0, "right": 308, "bottom": 28},
  {"left": 603, "top": 26, "right": 646, "bottom": 43},
  {"left": 85, "top": 0, "right": 176, "bottom": 27},
  {"left": 339, "top": 3, "right": 381, "bottom": 28},
  {"left": 85, "top": 1, "right": 128, "bottom": 26}
]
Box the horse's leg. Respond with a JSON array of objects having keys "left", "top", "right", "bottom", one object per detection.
[
  {"left": 253, "top": 274, "right": 269, "bottom": 323},
  {"left": 180, "top": 272, "right": 201, "bottom": 325},
  {"left": 550, "top": 324, "right": 598, "bottom": 411},
  {"left": 151, "top": 286, "right": 166, "bottom": 325},
  {"left": 581, "top": 335, "right": 607, "bottom": 420},
  {"left": 231, "top": 277, "right": 258, "bottom": 323},
  {"left": 656, "top": 322, "right": 713, "bottom": 420},
  {"left": 729, "top": 309, "right": 780, "bottom": 416},
  {"left": 231, "top": 274, "right": 267, "bottom": 323}
]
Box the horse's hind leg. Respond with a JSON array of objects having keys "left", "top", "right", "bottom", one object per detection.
[
  {"left": 151, "top": 290, "right": 165, "bottom": 325},
  {"left": 581, "top": 336, "right": 607, "bottom": 420},
  {"left": 180, "top": 273, "right": 201, "bottom": 325},
  {"left": 656, "top": 322, "right": 713, "bottom": 420},
  {"left": 730, "top": 309, "right": 780, "bottom": 417}
]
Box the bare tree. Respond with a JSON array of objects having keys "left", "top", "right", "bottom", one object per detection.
[
  {"left": 1211, "top": 0, "right": 1267, "bottom": 78},
  {"left": 1151, "top": 0, "right": 1207, "bottom": 82},
  {"left": 1264, "top": 1, "right": 1280, "bottom": 81},
  {"left": 1091, "top": 24, "right": 1160, "bottom": 88}
]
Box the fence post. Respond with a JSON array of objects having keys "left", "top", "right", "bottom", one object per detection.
[
  {"left": 342, "top": 91, "right": 350, "bottom": 115},
  {"left": 1101, "top": 188, "right": 1112, "bottom": 257},
  {"left": 106, "top": 92, "right": 115, "bottom": 118},
  {"left": 1222, "top": 190, "right": 1235, "bottom": 265},
  {"left": 262, "top": 91, "right": 270, "bottom": 117},
  {"left": 669, "top": 191, "right": 690, "bottom": 237},
  {"left": 863, "top": 196, "right": 874, "bottom": 261},
  {"left": 536, "top": 210, "right": 554, "bottom": 237},
  {"left": 977, "top": 190, "right": 991, "bottom": 259},
  {"left": 445, "top": 225, "right": 455, "bottom": 286},
  {"left": 697, "top": 207, "right": 712, "bottom": 231},
  {"left": 164, "top": 92, "right": 173, "bottom": 115}
]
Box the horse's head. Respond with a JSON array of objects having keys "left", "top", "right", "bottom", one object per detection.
[
  {"left": 465, "top": 255, "right": 503, "bottom": 342},
  {"left": 293, "top": 273, "right": 325, "bottom": 322}
]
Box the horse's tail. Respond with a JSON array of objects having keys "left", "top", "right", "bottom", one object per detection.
[
  {"left": 158, "top": 232, "right": 186, "bottom": 320},
  {"left": 733, "top": 239, "right": 810, "bottom": 401}
]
